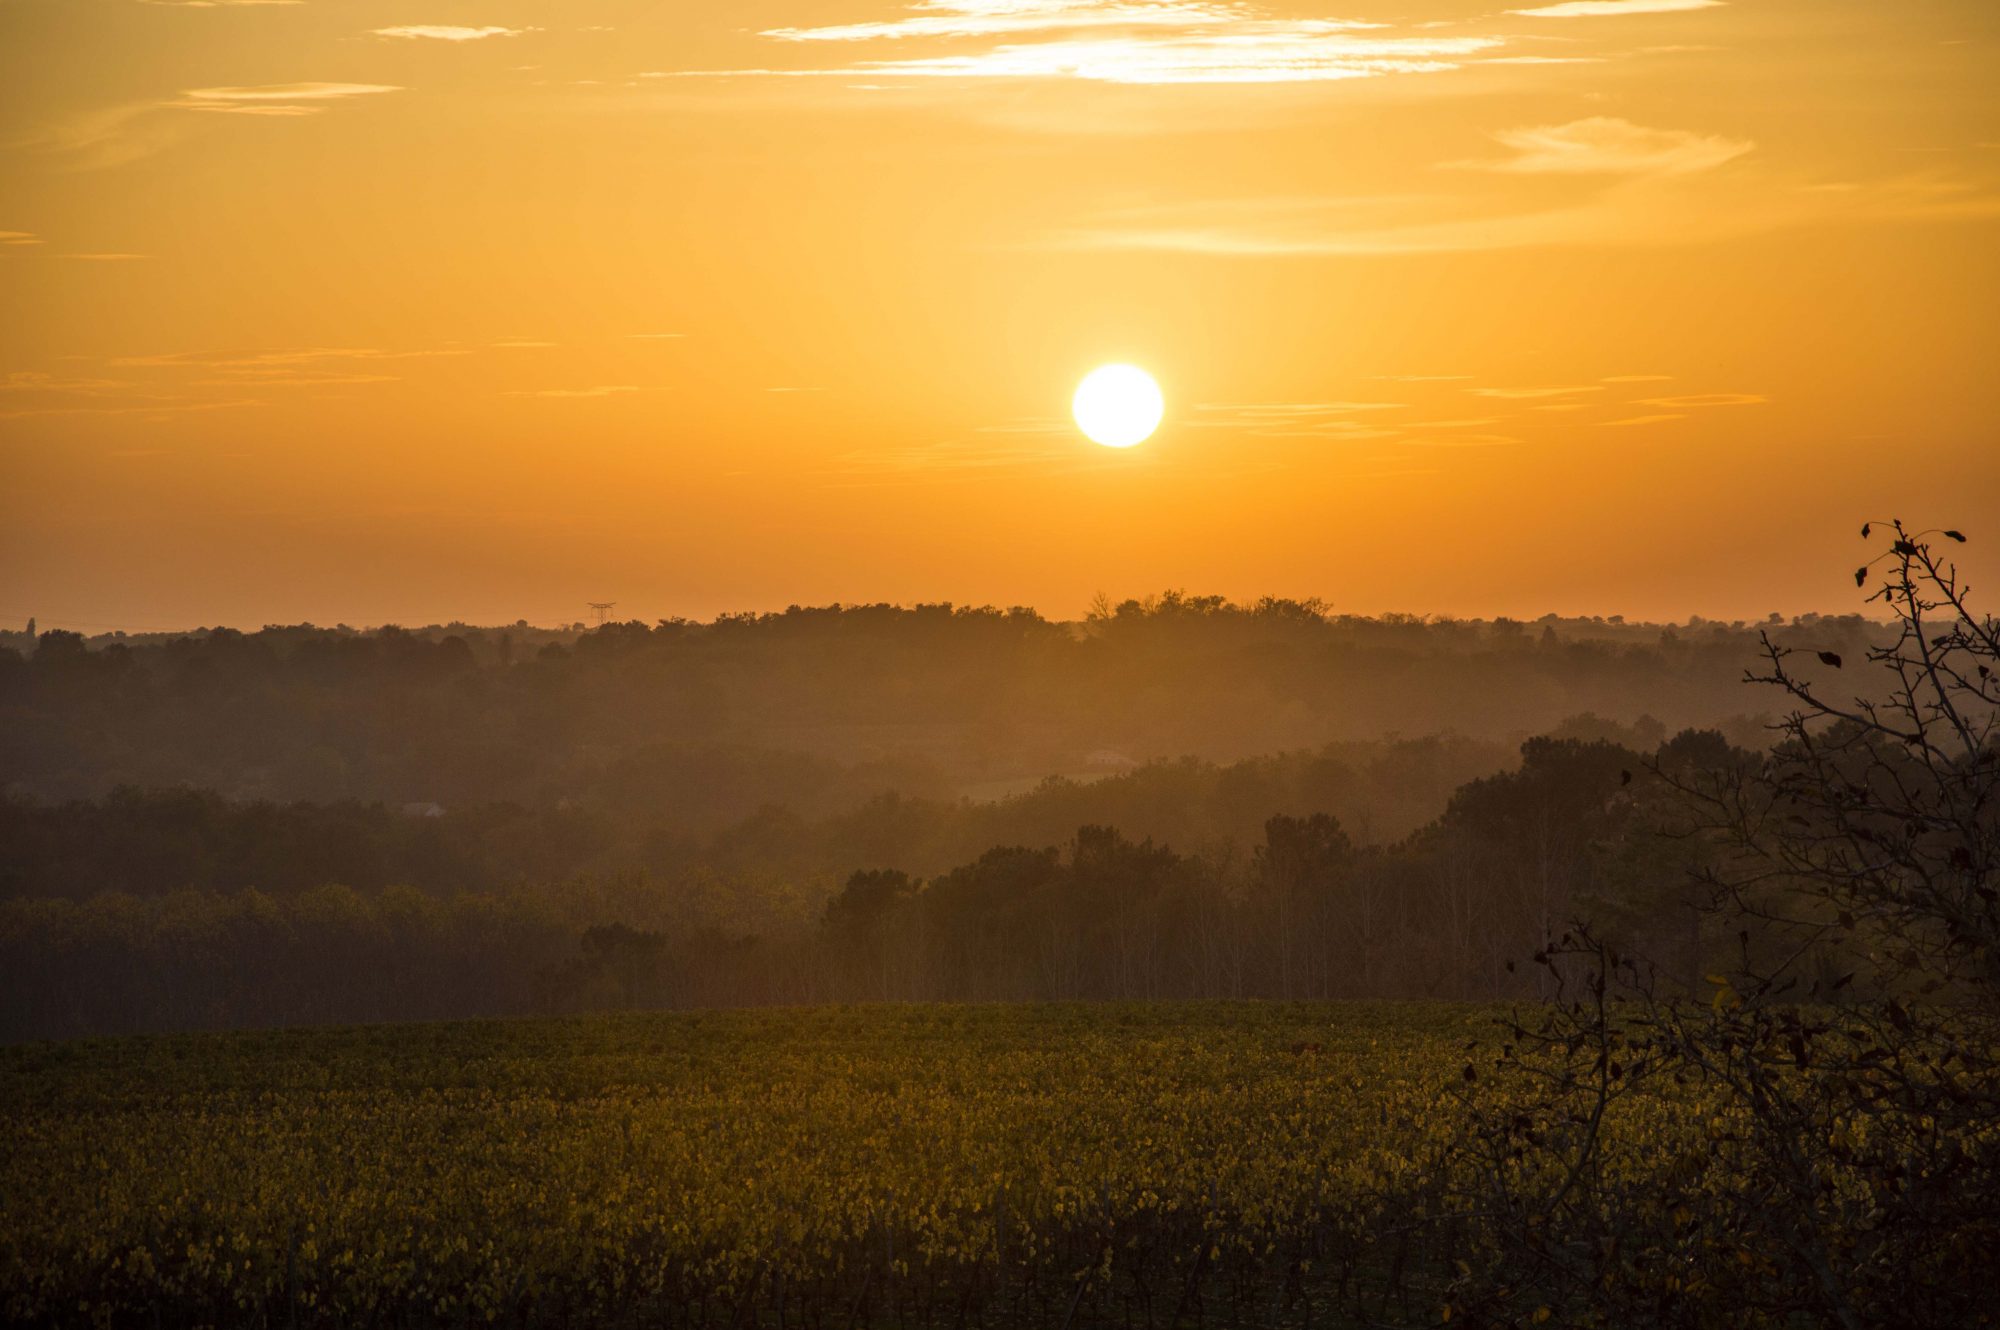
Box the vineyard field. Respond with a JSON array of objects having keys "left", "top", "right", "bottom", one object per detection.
[{"left": 2, "top": 1002, "right": 1684, "bottom": 1328}]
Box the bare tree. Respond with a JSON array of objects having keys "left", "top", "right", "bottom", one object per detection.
[{"left": 1451, "top": 522, "right": 2000, "bottom": 1329}]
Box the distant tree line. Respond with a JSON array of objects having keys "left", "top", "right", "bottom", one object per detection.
[
  {"left": 0, "top": 731, "right": 1531, "bottom": 903},
  {"left": 0, "top": 729, "right": 1753, "bottom": 1040},
  {"left": 1, "top": 598, "right": 1857, "bottom": 821},
  {"left": 803, "top": 731, "right": 1734, "bottom": 1006}
]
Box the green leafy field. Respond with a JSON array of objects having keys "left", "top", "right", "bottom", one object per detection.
[{"left": 4, "top": 1003, "right": 1550, "bottom": 1328}]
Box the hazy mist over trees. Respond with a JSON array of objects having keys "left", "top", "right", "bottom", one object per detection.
[
  {"left": 0, "top": 595, "right": 1902, "bottom": 1041},
  {"left": 1, "top": 729, "right": 1741, "bottom": 1040},
  {"left": 3, "top": 596, "right": 1862, "bottom": 811}
]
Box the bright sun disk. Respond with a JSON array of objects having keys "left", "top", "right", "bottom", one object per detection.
[{"left": 1073, "top": 364, "right": 1163, "bottom": 448}]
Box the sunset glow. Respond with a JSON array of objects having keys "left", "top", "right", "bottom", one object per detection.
[
  {"left": 1, "top": 0, "right": 1995, "bottom": 628},
  {"left": 3, "top": 4, "right": 1997, "bottom": 1317},
  {"left": 1073, "top": 364, "right": 1164, "bottom": 447}
]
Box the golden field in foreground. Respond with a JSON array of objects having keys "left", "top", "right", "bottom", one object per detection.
[{"left": 0, "top": 1001, "right": 1928, "bottom": 1328}]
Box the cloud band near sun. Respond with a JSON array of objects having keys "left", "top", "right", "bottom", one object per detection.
[
  {"left": 371, "top": 26, "right": 532, "bottom": 42},
  {"left": 667, "top": 0, "right": 1508, "bottom": 85},
  {"left": 174, "top": 83, "right": 402, "bottom": 116}
]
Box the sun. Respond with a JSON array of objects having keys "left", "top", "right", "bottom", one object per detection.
[{"left": 1073, "top": 364, "right": 1163, "bottom": 448}]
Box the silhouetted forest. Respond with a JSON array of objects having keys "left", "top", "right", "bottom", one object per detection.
[
  {"left": 0, "top": 597, "right": 1908, "bottom": 1040},
  {"left": 1, "top": 728, "right": 1746, "bottom": 1039},
  {"left": 3, "top": 598, "right": 1856, "bottom": 816},
  {"left": 0, "top": 732, "right": 1545, "bottom": 901}
]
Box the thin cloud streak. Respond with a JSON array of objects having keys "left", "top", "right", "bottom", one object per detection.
[
  {"left": 669, "top": 2, "right": 1504, "bottom": 86},
  {"left": 109, "top": 347, "right": 466, "bottom": 371},
  {"left": 1451, "top": 117, "right": 1751, "bottom": 175},
  {"left": 503, "top": 385, "right": 647, "bottom": 398},
  {"left": 1056, "top": 170, "right": 2000, "bottom": 255},
  {"left": 1468, "top": 386, "right": 1603, "bottom": 399},
  {"left": 176, "top": 83, "right": 402, "bottom": 116},
  {"left": 372, "top": 26, "right": 531, "bottom": 42},
  {"left": 1190, "top": 402, "right": 1408, "bottom": 439},
  {"left": 677, "top": 36, "right": 1498, "bottom": 85},
  {"left": 21, "top": 84, "right": 400, "bottom": 162},
  {"left": 764, "top": 2, "right": 1287, "bottom": 44},
  {"left": 1509, "top": 0, "right": 1722, "bottom": 16},
  {"left": 1398, "top": 432, "right": 1521, "bottom": 446},
  {"left": 1637, "top": 392, "right": 1764, "bottom": 406}
]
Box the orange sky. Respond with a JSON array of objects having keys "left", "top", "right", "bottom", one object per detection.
[{"left": 2, "top": 0, "right": 1996, "bottom": 631}]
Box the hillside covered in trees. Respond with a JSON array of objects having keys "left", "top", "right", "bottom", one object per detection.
[
  {"left": 0, "top": 595, "right": 1908, "bottom": 1040},
  {"left": 3, "top": 596, "right": 1866, "bottom": 819},
  {"left": 2, "top": 725, "right": 1742, "bottom": 1039}
]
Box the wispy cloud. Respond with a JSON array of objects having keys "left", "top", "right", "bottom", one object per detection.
[
  {"left": 1598, "top": 413, "right": 1684, "bottom": 426},
  {"left": 1059, "top": 164, "right": 2000, "bottom": 255},
  {"left": 503, "top": 385, "right": 659, "bottom": 398},
  {"left": 1468, "top": 385, "right": 1604, "bottom": 399},
  {"left": 14, "top": 103, "right": 187, "bottom": 169},
  {"left": 763, "top": 2, "right": 1276, "bottom": 44},
  {"left": 828, "top": 432, "right": 1114, "bottom": 481},
  {"left": 63, "top": 252, "right": 149, "bottom": 261},
  {"left": 1194, "top": 401, "right": 1406, "bottom": 415},
  {"left": 683, "top": 36, "right": 1500, "bottom": 85},
  {"left": 110, "top": 346, "right": 451, "bottom": 369},
  {"left": 1509, "top": 0, "right": 1722, "bottom": 16},
  {"left": 0, "top": 398, "right": 261, "bottom": 420},
  {"left": 372, "top": 26, "right": 531, "bottom": 42},
  {"left": 1399, "top": 432, "right": 1521, "bottom": 446},
  {"left": 105, "top": 346, "right": 459, "bottom": 388},
  {"left": 0, "top": 369, "right": 263, "bottom": 419},
  {"left": 1, "top": 231, "right": 45, "bottom": 247},
  {"left": 1052, "top": 193, "right": 1440, "bottom": 253},
  {"left": 0, "top": 343, "right": 487, "bottom": 418},
  {"left": 1451, "top": 117, "right": 1751, "bottom": 175},
  {"left": 1191, "top": 401, "right": 1406, "bottom": 438},
  {"left": 2, "top": 371, "right": 138, "bottom": 397},
  {"left": 174, "top": 83, "right": 402, "bottom": 116},
  {"left": 667, "top": 2, "right": 1503, "bottom": 86},
  {"left": 842, "top": 437, "right": 1066, "bottom": 470},
  {"left": 1636, "top": 391, "right": 1764, "bottom": 406}
]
